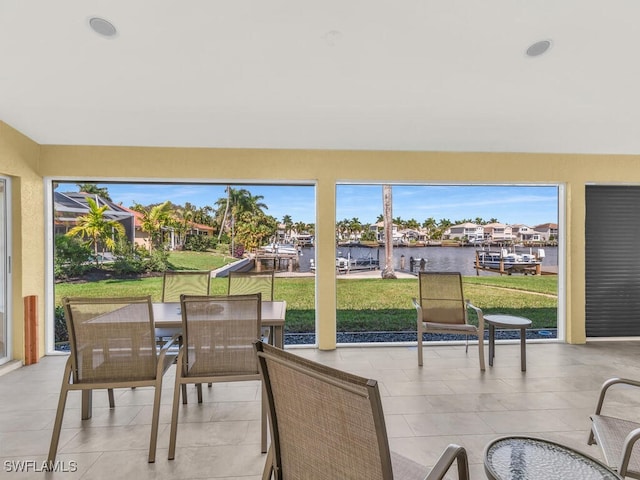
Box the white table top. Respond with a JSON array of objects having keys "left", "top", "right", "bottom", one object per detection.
[
  {"left": 485, "top": 314, "right": 532, "bottom": 328},
  {"left": 152, "top": 300, "right": 286, "bottom": 329}
]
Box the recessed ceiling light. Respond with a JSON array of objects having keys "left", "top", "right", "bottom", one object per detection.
[
  {"left": 89, "top": 17, "right": 117, "bottom": 38},
  {"left": 526, "top": 40, "right": 552, "bottom": 57}
]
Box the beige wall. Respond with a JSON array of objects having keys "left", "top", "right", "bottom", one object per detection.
[
  {"left": 3, "top": 119, "right": 640, "bottom": 359},
  {"left": 0, "top": 122, "right": 43, "bottom": 361}
]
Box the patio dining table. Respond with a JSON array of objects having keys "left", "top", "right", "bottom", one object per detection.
[{"left": 153, "top": 300, "right": 287, "bottom": 348}]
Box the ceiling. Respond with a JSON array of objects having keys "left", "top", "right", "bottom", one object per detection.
[{"left": 2, "top": 1, "right": 640, "bottom": 154}]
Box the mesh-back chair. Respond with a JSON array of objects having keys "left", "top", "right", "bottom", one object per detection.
[
  {"left": 160, "top": 270, "right": 211, "bottom": 399},
  {"left": 48, "top": 296, "right": 178, "bottom": 464},
  {"left": 588, "top": 377, "right": 640, "bottom": 478},
  {"left": 254, "top": 341, "right": 470, "bottom": 480},
  {"left": 168, "top": 293, "right": 265, "bottom": 459},
  {"left": 161, "top": 270, "right": 211, "bottom": 302},
  {"left": 412, "top": 272, "right": 485, "bottom": 371},
  {"left": 228, "top": 270, "right": 274, "bottom": 342},
  {"left": 228, "top": 270, "right": 275, "bottom": 300}
]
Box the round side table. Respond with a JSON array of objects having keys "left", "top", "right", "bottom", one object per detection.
[{"left": 484, "top": 314, "right": 532, "bottom": 371}]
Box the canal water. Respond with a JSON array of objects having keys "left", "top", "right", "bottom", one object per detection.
[{"left": 296, "top": 245, "right": 558, "bottom": 275}]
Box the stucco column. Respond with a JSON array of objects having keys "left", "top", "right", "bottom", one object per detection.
[{"left": 316, "top": 180, "right": 337, "bottom": 350}]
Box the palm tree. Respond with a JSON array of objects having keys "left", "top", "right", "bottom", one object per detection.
[
  {"left": 135, "top": 201, "right": 173, "bottom": 251},
  {"left": 76, "top": 183, "right": 112, "bottom": 201},
  {"left": 422, "top": 217, "right": 437, "bottom": 240},
  {"left": 66, "top": 197, "right": 125, "bottom": 266},
  {"left": 294, "top": 221, "right": 307, "bottom": 237},
  {"left": 348, "top": 217, "right": 362, "bottom": 241},
  {"left": 282, "top": 215, "right": 293, "bottom": 241},
  {"left": 173, "top": 205, "right": 195, "bottom": 247},
  {"left": 215, "top": 187, "right": 268, "bottom": 240},
  {"left": 381, "top": 185, "right": 396, "bottom": 279}
]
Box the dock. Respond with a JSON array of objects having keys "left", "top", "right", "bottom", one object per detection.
[{"left": 254, "top": 251, "right": 299, "bottom": 272}]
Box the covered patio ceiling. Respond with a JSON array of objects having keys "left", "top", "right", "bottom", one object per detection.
[{"left": 1, "top": 1, "right": 640, "bottom": 154}]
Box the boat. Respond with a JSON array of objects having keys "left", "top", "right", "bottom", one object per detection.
[
  {"left": 260, "top": 243, "right": 299, "bottom": 255},
  {"left": 309, "top": 252, "right": 380, "bottom": 272},
  {"left": 475, "top": 248, "right": 544, "bottom": 274}
]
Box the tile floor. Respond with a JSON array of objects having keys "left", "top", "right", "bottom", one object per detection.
[{"left": 1, "top": 339, "right": 640, "bottom": 479}]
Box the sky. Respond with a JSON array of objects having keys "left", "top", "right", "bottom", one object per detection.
[{"left": 55, "top": 182, "right": 558, "bottom": 227}]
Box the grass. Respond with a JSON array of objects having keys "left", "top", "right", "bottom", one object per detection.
[
  {"left": 55, "top": 250, "right": 558, "bottom": 335},
  {"left": 166, "top": 251, "right": 236, "bottom": 271}
]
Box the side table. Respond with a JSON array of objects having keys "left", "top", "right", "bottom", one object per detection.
[
  {"left": 484, "top": 314, "right": 532, "bottom": 372},
  {"left": 484, "top": 436, "right": 621, "bottom": 479}
]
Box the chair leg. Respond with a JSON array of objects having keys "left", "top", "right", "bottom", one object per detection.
[
  {"left": 417, "top": 323, "right": 424, "bottom": 366},
  {"left": 148, "top": 379, "right": 163, "bottom": 463},
  {"left": 262, "top": 446, "right": 275, "bottom": 480},
  {"left": 465, "top": 335, "right": 469, "bottom": 353},
  {"left": 168, "top": 375, "right": 183, "bottom": 460},
  {"left": 181, "top": 384, "right": 188, "bottom": 404},
  {"left": 48, "top": 360, "right": 72, "bottom": 466},
  {"left": 261, "top": 383, "right": 267, "bottom": 453},
  {"left": 108, "top": 389, "right": 115, "bottom": 408},
  {"left": 197, "top": 383, "right": 203, "bottom": 404},
  {"left": 81, "top": 389, "right": 93, "bottom": 419},
  {"left": 478, "top": 333, "right": 486, "bottom": 371}
]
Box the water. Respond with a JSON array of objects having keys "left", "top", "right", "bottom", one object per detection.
[{"left": 297, "top": 245, "right": 558, "bottom": 275}]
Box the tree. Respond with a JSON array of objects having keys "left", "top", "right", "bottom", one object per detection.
[
  {"left": 294, "top": 221, "right": 308, "bottom": 237},
  {"left": 234, "top": 212, "right": 278, "bottom": 251},
  {"left": 66, "top": 197, "right": 125, "bottom": 266},
  {"left": 133, "top": 201, "right": 173, "bottom": 251},
  {"left": 422, "top": 217, "right": 437, "bottom": 240},
  {"left": 282, "top": 215, "right": 293, "bottom": 240},
  {"left": 381, "top": 185, "right": 396, "bottom": 279},
  {"left": 215, "top": 187, "right": 268, "bottom": 241},
  {"left": 76, "top": 183, "right": 112, "bottom": 201}
]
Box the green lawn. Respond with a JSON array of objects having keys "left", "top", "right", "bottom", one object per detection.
[{"left": 55, "top": 255, "right": 558, "bottom": 334}]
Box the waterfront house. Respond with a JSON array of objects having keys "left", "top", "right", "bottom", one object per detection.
[
  {"left": 534, "top": 223, "right": 559, "bottom": 242},
  {"left": 483, "top": 222, "right": 514, "bottom": 243},
  {"left": 447, "top": 222, "right": 484, "bottom": 243}
]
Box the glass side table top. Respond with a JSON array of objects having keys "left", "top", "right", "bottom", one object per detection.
[{"left": 484, "top": 436, "right": 621, "bottom": 480}]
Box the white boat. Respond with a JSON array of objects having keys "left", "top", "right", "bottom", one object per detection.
[
  {"left": 475, "top": 248, "right": 544, "bottom": 273},
  {"left": 309, "top": 253, "right": 380, "bottom": 272},
  {"left": 260, "top": 243, "right": 299, "bottom": 255}
]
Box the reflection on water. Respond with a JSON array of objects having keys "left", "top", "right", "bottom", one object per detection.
[{"left": 298, "top": 245, "right": 558, "bottom": 276}]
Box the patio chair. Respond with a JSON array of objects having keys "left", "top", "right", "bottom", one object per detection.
[
  {"left": 160, "top": 269, "right": 212, "bottom": 400},
  {"left": 588, "top": 377, "right": 640, "bottom": 478},
  {"left": 413, "top": 272, "right": 485, "bottom": 371},
  {"left": 254, "top": 340, "right": 470, "bottom": 480},
  {"left": 228, "top": 270, "right": 275, "bottom": 300},
  {"left": 161, "top": 270, "right": 211, "bottom": 302},
  {"left": 168, "top": 293, "right": 266, "bottom": 459},
  {"left": 228, "top": 270, "right": 275, "bottom": 342},
  {"left": 48, "top": 296, "right": 178, "bottom": 464}
]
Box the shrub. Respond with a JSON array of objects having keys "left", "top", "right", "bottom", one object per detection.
[
  {"left": 216, "top": 243, "right": 231, "bottom": 255},
  {"left": 112, "top": 238, "right": 147, "bottom": 275},
  {"left": 54, "top": 235, "right": 92, "bottom": 279},
  {"left": 184, "top": 234, "right": 216, "bottom": 252},
  {"left": 146, "top": 248, "right": 170, "bottom": 272},
  {"left": 54, "top": 305, "right": 68, "bottom": 346}
]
